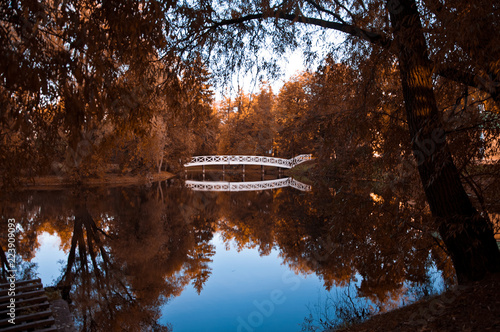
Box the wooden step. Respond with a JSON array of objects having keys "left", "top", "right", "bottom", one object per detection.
[
  {"left": 0, "top": 289, "right": 46, "bottom": 304},
  {"left": 0, "top": 301, "right": 51, "bottom": 317},
  {"left": 0, "top": 309, "right": 53, "bottom": 326},
  {"left": 0, "top": 317, "right": 56, "bottom": 332},
  {"left": 1, "top": 295, "right": 49, "bottom": 309},
  {"left": 0, "top": 278, "right": 42, "bottom": 288},
  {"left": 0, "top": 279, "right": 58, "bottom": 331},
  {"left": 32, "top": 328, "right": 58, "bottom": 332},
  {"left": 0, "top": 282, "right": 44, "bottom": 297}
]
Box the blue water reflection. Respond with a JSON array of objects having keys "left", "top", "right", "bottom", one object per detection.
[
  {"left": 3, "top": 176, "right": 451, "bottom": 332},
  {"left": 161, "top": 233, "right": 334, "bottom": 332}
]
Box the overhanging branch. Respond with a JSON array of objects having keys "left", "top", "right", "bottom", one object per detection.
[
  {"left": 437, "top": 66, "right": 500, "bottom": 104},
  {"left": 305, "top": 0, "right": 348, "bottom": 25},
  {"left": 209, "top": 11, "right": 391, "bottom": 48},
  {"left": 207, "top": 9, "right": 499, "bottom": 103}
]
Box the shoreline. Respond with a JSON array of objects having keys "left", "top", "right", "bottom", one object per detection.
[
  {"left": 337, "top": 273, "right": 500, "bottom": 332},
  {"left": 18, "top": 171, "right": 176, "bottom": 190}
]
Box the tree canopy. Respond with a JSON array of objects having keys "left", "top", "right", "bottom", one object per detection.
[{"left": 0, "top": 0, "right": 216, "bottom": 186}]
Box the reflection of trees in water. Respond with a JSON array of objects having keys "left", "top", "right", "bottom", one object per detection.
[
  {"left": 212, "top": 178, "right": 455, "bottom": 308},
  {"left": 58, "top": 197, "right": 161, "bottom": 331},
  {"left": 302, "top": 272, "right": 443, "bottom": 332},
  {"left": 284, "top": 183, "right": 455, "bottom": 307},
  {"left": 216, "top": 189, "right": 276, "bottom": 255},
  {"left": 1, "top": 176, "right": 456, "bottom": 329},
  {"left": 0, "top": 190, "right": 75, "bottom": 282},
  {"left": 0, "top": 184, "right": 217, "bottom": 331}
]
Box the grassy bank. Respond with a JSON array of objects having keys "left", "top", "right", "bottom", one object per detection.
[{"left": 284, "top": 159, "right": 316, "bottom": 183}]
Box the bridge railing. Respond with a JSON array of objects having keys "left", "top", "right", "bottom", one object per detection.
[
  {"left": 184, "top": 154, "right": 314, "bottom": 169},
  {"left": 289, "top": 154, "right": 314, "bottom": 167},
  {"left": 185, "top": 177, "right": 312, "bottom": 192}
]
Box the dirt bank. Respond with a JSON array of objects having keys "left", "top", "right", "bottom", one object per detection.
[{"left": 338, "top": 273, "right": 500, "bottom": 332}]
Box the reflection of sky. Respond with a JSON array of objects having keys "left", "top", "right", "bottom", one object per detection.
[
  {"left": 161, "top": 233, "right": 334, "bottom": 332},
  {"left": 32, "top": 232, "right": 67, "bottom": 286},
  {"left": 28, "top": 220, "right": 444, "bottom": 331}
]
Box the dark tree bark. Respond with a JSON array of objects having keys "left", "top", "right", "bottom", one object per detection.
[{"left": 388, "top": 0, "right": 500, "bottom": 283}]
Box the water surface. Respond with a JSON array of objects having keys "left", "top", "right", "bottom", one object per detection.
[{"left": 1, "top": 174, "right": 451, "bottom": 331}]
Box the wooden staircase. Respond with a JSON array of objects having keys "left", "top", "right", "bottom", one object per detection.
[{"left": 0, "top": 278, "right": 57, "bottom": 332}]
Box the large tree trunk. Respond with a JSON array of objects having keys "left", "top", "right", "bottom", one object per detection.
[{"left": 388, "top": 0, "right": 500, "bottom": 283}]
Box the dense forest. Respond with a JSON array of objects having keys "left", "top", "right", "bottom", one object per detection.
[{"left": 1, "top": 0, "right": 499, "bottom": 288}]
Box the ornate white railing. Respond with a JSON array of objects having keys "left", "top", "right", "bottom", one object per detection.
[
  {"left": 289, "top": 154, "right": 314, "bottom": 166},
  {"left": 185, "top": 177, "right": 312, "bottom": 192},
  {"left": 184, "top": 154, "right": 313, "bottom": 169},
  {"left": 288, "top": 178, "right": 313, "bottom": 191}
]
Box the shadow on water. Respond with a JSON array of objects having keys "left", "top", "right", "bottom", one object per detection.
[{"left": 0, "top": 173, "right": 455, "bottom": 331}]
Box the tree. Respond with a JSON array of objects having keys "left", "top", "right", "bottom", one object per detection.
[
  {"left": 108, "top": 58, "right": 217, "bottom": 174},
  {"left": 0, "top": 1, "right": 217, "bottom": 185},
  {"left": 274, "top": 72, "right": 316, "bottom": 157},
  {"left": 249, "top": 84, "right": 276, "bottom": 155},
  {"left": 169, "top": 0, "right": 500, "bottom": 282},
  {"left": 217, "top": 85, "right": 276, "bottom": 155},
  {"left": 387, "top": 0, "right": 499, "bottom": 283},
  {"left": 217, "top": 89, "right": 252, "bottom": 154}
]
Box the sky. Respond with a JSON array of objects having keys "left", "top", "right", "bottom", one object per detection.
[
  {"left": 214, "top": 49, "right": 307, "bottom": 102},
  {"left": 214, "top": 27, "right": 345, "bottom": 101}
]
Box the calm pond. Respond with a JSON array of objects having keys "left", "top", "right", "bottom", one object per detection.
[{"left": 3, "top": 172, "right": 451, "bottom": 331}]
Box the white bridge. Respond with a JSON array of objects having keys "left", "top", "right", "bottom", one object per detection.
[
  {"left": 184, "top": 154, "right": 313, "bottom": 169},
  {"left": 185, "top": 177, "right": 312, "bottom": 192}
]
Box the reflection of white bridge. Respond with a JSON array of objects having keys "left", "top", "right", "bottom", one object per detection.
[
  {"left": 185, "top": 178, "right": 312, "bottom": 192},
  {"left": 184, "top": 154, "right": 313, "bottom": 169}
]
